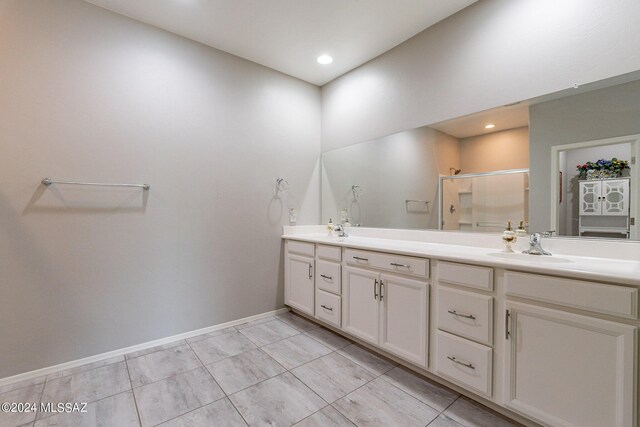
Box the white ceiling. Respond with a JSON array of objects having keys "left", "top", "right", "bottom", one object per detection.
[
  {"left": 430, "top": 102, "right": 530, "bottom": 139},
  {"left": 84, "top": 0, "right": 477, "bottom": 86}
]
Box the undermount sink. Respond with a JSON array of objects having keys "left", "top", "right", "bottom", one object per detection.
[{"left": 488, "top": 252, "right": 573, "bottom": 264}]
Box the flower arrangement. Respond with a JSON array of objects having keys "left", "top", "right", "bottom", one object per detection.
[{"left": 576, "top": 158, "right": 630, "bottom": 179}]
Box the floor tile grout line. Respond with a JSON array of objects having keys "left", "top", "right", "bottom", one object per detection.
[
  {"left": 237, "top": 320, "right": 302, "bottom": 347},
  {"left": 301, "top": 329, "right": 353, "bottom": 352},
  {"left": 0, "top": 377, "right": 46, "bottom": 397},
  {"left": 335, "top": 344, "right": 397, "bottom": 379},
  {"left": 329, "top": 402, "right": 359, "bottom": 427},
  {"left": 40, "top": 356, "right": 125, "bottom": 383},
  {"left": 226, "top": 392, "right": 252, "bottom": 427},
  {"left": 222, "top": 346, "right": 337, "bottom": 399},
  {"left": 262, "top": 339, "right": 334, "bottom": 371},
  {"left": 184, "top": 339, "right": 226, "bottom": 397},
  {"left": 35, "top": 387, "right": 136, "bottom": 424},
  {"left": 375, "top": 369, "right": 458, "bottom": 415},
  {"left": 30, "top": 375, "right": 47, "bottom": 425},
  {"left": 134, "top": 342, "right": 227, "bottom": 427},
  {"left": 125, "top": 340, "right": 188, "bottom": 361},
  {"left": 286, "top": 362, "right": 332, "bottom": 407},
  {"left": 124, "top": 357, "right": 145, "bottom": 427},
  {"left": 149, "top": 395, "right": 229, "bottom": 427},
  {"left": 425, "top": 395, "right": 462, "bottom": 427},
  {"left": 184, "top": 327, "right": 238, "bottom": 346}
]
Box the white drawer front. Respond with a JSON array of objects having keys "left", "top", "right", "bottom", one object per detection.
[
  {"left": 435, "top": 330, "right": 492, "bottom": 397},
  {"left": 344, "top": 249, "right": 429, "bottom": 278},
  {"left": 287, "top": 240, "right": 315, "bottom": 257},
  {"left": 505, "top": 271, "right": 638, "bottom": 319},
  {"left": 316, "top": 289, "right": 341, "bottom": 328},
  {"left": 437, "top": 287, "right": 493, "bottom": 345},
  {"left": 316, "top": 260, "right": 341, "bottom": 295},
  {"left": 317, "top": 244, "right": 341, "bottom": 261},
  {"left": 437, "top": 261, "right": 493, "bottom": 291}
]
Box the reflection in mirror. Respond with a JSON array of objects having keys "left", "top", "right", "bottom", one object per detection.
[
  {"left": 321, "top": 127, "right": 459, "bottom": 229},
  {"left": 322, "top": 107, "right": 529, "bottom": 230},
  {"left": 321, "top": 70, "right": 640, "bottom": 240},
  {"left": 440, "top": 169, "right": 529, "bottom": 233}
]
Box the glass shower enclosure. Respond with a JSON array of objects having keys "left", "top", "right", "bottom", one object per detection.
[{"left": 439, "top": 169, "right": 529, "bottom": 232}]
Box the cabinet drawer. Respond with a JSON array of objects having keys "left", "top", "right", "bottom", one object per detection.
[
  {"left": 435, "top": 330, "right": 492, "bottom": 397},
  {"left": 315, "top": 289, "right": 341, "bottom": 328},
  {"left": 316, "top": 260, "right": 341, "bottom": 294},
  {"left": 437, "top": 261, "right": 493, "bottom": 291},
  {"left": 317, "top": 244, "right": 341, "bottom": 261},
  {"left": 344, "top": 249, "right": 429, "bottom": 278},
  {"left": 287, "top": 240, "right": 315, "bottom": 257},
  {"left": 437, "top": 287, "right": 493, "bottom": 345},
  {"left": 505, "top": 271, "right": 638, "bottom": 319}
]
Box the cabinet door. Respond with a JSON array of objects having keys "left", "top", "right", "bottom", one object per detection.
[
  {"left": 504, "top": 302, "right": 636, "bottom": 427},
  {"left": 579, "top": 181, "right": 601, "bottom": 215},
  {"left": 602, "top": 179, "right": 630, "bottom": 216},
  {"left": 379, "top": 274, "right": 428, "bottom": 367},
  {"left": 286, "top": 254, "right": 314, "bottom": 316},
  {"left": 342, "top": 266, "right": 380, "bottom": 345}
]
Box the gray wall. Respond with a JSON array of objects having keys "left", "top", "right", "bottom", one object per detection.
[
  {"left": 0, "top": 0, "right": 321, "bottom": 378},
  {"left": 321, "top": 126, "right": 459, "bottom": 229},
  {"left": 321, "top": 0, "right": 640, "bottom": 152},
  {"left": 529, "top": 80, "right": 640, "bottom": 232}
]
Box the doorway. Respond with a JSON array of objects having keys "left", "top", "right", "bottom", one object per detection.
[{"left": 551, "top": 134, "right": 639, "bottom": 239}]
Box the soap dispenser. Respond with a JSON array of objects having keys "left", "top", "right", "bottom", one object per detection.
[
  {"left": 327, "top": 218, "right": 334, "bottom": 237},
  {"left": 515, "top": 221, "right": 528, "bottom": 253},
  {"left": 502, "top": 221, "right": 516, "bottom": 253}
]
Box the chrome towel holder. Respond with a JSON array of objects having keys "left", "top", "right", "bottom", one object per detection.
[{"left": 41, "top": 177, "right": 150, "bottom": 190}]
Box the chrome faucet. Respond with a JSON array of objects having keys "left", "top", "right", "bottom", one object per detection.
[
  {"left": 523, "top": 233, "right": 552, "bottom": 255},
  {"left": 333, "top": 224, "right": 348, "bottom": 238}
]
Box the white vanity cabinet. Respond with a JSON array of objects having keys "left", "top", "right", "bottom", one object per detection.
[
  {"left": 342, "top": 249, "right": 430, "bottom": 367},
  {"left": 284, "top": 241, "right": 315, "bottom": 316},
  {"left": 504, "top": 302, "right": 636, "bottom": 427},
  {"left": 283, "top": 236, "right": 639, "bottom": 427},
  {"left": 434, "top": 261, "right": 495, "bottom": 397},
  {"left": 503, "top": 271, "right": 639, "bottom": 427},
  {"left": 315, "top": 244, "right": 342, "bottom": 327}
]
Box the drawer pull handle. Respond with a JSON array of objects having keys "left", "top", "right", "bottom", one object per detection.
[
  {"left": 320, "top": 304, "right": 333, "bottom": 311},
  {"left": 320, "top": 274, "right": 333, "bottom": 280},
  {"left": 447, "top": 310, "right": 476, "bottom": 320},
  {"left": 373, "top": 279, "right": 379, "bottom": 300},
  {"left": 353, "top": 256, "right": 369, "bottom": 262},
  {"left": 308, "top": 264, "right": 313, "bottom": 279},
  {"left": 380, "top": 281, "right": 384, "bottom": 301},
  {"left": 447, "top": 356, "right": 475, "bottom": 370},
  {"left": 390, "top": 262, "right": 410, "bottom": 268}
]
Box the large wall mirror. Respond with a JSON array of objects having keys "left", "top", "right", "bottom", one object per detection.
[{"left": 321, "top": 70, "right": 640, "bottom": 240}]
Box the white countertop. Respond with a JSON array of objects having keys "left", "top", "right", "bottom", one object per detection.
[{"left": 282, "top": 233, "right": 640, "bottom": 287}]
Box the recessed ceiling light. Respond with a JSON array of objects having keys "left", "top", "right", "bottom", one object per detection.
[
  {"left": 484, "top": 123, "right": 495, "bottom": 129},
  {"left": 317, "top": 55, "right": 333, "bottom": 65}
]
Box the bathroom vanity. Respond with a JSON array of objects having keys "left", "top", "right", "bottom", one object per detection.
[{"left": 283, "top": 227, "right": 640, "bottom": 427}]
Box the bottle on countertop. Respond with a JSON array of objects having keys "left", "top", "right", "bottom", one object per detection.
[
  {"left": 515, "top": 220, "right": 528, "bottom": 253},
  {"left": 327, "top": 218, "right": 334, "bottom": 237},
  {"left": 502, "top": 221, "right": 517, "bottom": 253}
]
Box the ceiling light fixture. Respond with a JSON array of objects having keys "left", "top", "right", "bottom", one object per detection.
[
  {"left": 484, "top": 123, "right": 495, "bottom": 129},
  {"left": 317, "top": 55, "right": 333, "bottom": 65}
]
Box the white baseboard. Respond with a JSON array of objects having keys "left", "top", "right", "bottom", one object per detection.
[{"left": 0, "top": 307, "right": 290, "bottom": 387}]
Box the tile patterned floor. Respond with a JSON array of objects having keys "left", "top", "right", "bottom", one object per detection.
[{"left": 1, "top": 312, "right": 521, "bottom": 427}]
